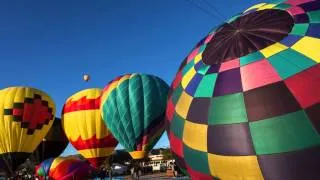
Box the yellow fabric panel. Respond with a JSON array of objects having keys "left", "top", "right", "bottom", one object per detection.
[
  {"left": 63, "top": 88, "right": 112, "bottom": 141},
  {"left": 183, "top": 120, "right": 207, "bottom": 152},
  {"left": 260, "top": 42, "right": 288, "bottom": 58},
  {"left": 194, "top": 53, "right": 203, "bottom": 64},
  {"left": 181, "top": 68, "right": 196, "bottom": 89},
  {"left": 291, "top": 36, "right": 320, "bottom": 63},
  {"left": 129, "top": 151, "right": 147, "bottom": 159},
  {"left": 257, "top": 4, "right": 276, "bottom": 10},
  {"left": 63, "top": 109, "right": 109, "bottom": 141},
  {"left": 66, "top": 88, "right": 101, "bottom": 102},
  {"left": 118, "top": 74, "right": 130, "bottom": 85},
  {"left": 208, "top": 153, "right": 264, "bottom": 180},
  {"left": 0, "top": 87, "right": 55, "bottom": 154},
  {"left": 79, "top": 147, "right": 114, "bottom": 158},
  {"left": 244, "top": 3, "right": 266, "bottom": 13},
  {"left": 18, "top": 120, "right": 54, "bottom": 153},
  {"left": 175, "top": 91, "right": 193, "bottom": 119},
  {"left": 50, "top": 156, "right": 79, "bottom": 169}
]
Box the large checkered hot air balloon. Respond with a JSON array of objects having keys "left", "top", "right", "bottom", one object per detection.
[
  {"left": 166, "top": 0, "right": 320, "bottom": 179},
  {"left": 0, "top": 87, "right": 55, "bottom": 174},
  {"left": 62, "top": 88, "right": 118, "bottom": 168},
  {"left": 100, "top": 74, "right": 169, "bottom": 159}
]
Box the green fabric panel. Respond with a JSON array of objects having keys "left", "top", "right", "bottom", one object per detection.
[
  {"left": 271, "top": 0, "right": 287, "bottom": 3},
  {"left": 172, "top": 85, "right": 183, "bottom": 104},
  {"left": 171, "top": 113, "right": 185, "bottom": 139},
  {"left": 199, "top": 45, "right": 206, "bottom": 53},
  {"left": 308, "top": 10, "right": 320, "bottom": 23},
  {"left": 240, "top": 51, "right": 264, "bottom": 66},
  {"left": 227, "top": 14, "right": 240, "bottom": 23},
  {"left": 249, "top": 110, "right": 320, "bottom": 155},
  {"left": 194, "top": 74, "right": 217, "bottom": 97},
  {"left": 274, "top": 3, "right": 291, "bottom": 10},
  {"left": 208, "top": 93, "right": 248, "bottom": 125},
  {"left": 184, "top": 144, "right": 210, "bottom": 174},
  {"left": 139, "top": 74, "right": 169, "bottom": 150},
  {"left": 182, "top": 61, "right": 195, "bottom": 75},
  {"left": 127, "top": 75, "right": 144, "bottom": 141},
  {"left": 197, "top": 64, "right": 210, "bottom": 75},
  {"left": 268, "top": 48, "right": 316, "bottom": 79},
  {"left": 103, "top": 89, "right": 135, "bottom": 150},
  {"left": 37, "top": 168, "right": 45, "bottom": 176},
  {"left": 290, "top": 23, "right": 309, "bottom": 36},
  {"left": 141, "top": 75, "right": 158, "bottom": 131}
]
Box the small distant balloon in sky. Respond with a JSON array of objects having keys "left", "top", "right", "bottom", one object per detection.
[{"left": 83, "top": 74, "right": 90, "bottom": 82}]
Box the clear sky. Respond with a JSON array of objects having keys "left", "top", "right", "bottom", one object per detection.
[{"left": 0, "top": 0, "right": 265, "bottom": 156}]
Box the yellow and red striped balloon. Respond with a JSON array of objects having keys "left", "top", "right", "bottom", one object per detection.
[{"left": 61, "top": 88, "right": 118, "bottom": 168}]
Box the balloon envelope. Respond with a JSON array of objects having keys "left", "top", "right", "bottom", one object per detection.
[
  {"left": 0, "top": 87, "right": 55, "bottom": 173},
  {"left": 100, "top": 73, "right": 169, "bottom": 159},
  {"left": 35, "top": 156, "right": 93, "bottom": 180},
  {"left": 166, "top": 1, "right": 320, "bottom": 179},
  {"left": 83, "top": 74, "right": 90, "bottom": 82},
  {"left": 62, "top": 88, "right": 118, "bottom": 168}
]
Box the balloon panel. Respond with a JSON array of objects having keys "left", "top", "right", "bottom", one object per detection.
[
  {"left": 62, "top": 88, "right": 117, "bottom": 167},
  {"left": 166, "top": 1, "right": 320, "bottom": 179},
  {"left": 100, "top": 73, "right": 169, "bottom": 159}
]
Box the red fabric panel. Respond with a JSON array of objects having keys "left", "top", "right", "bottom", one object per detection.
[
  {"left": 166, "top": 98, "right": 175, "bottom": 122},
  {"left": 186, "top": 164, "right": 213, "bottom": 180},
  {"left": 70, "top": 134, "right": 118, "bottom": 150},
  {"left": 169, "top": 132, "right": 183, "bottom": 157},
  {"left": 63, "top": 96, "right": 100, "bottom": 113},
  {"left": 285, "top": 64, "right": 320, "bottom": 108},
  {"left": 241, "top": 59, "right": 282, "bottom": 91}
]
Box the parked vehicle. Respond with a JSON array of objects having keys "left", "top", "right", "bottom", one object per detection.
[{"left": 111, "top": 163, "right": 128, "bottom": 176}]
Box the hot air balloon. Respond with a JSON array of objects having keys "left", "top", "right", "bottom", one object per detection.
[
  {"left": 83, "top": 74, "right": 90, "bottom": 82},
  {"left": 0, "top": 87, "right": 55, "bottom": 174},
  {"left": 35, "top": 156, "right": 93, "bottom": 180},
  {"left": 62, "top": 88, "right": 118, "bottom": 168},
  {"left": 166, "top": 0, "right": 320, "bottom": 179},
  {"left": 35, "top": 158, "right": 54, "bottom": 178},
  {"left": 32, "top": 117, "right": 68, "bottom": 163},
  {"left": 100, "top": 73, "right": 169, "bottom": 159}
]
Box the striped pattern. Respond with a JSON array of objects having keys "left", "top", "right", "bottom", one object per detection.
[
  {"left": 166, "top": 1, "right": 320, "bottom": 179},
  {"left": 36, "top": 156, "right": 92, "bottom": 179},
  {"left": 62, "top": 88, "right": 117, "bottom": 168}
]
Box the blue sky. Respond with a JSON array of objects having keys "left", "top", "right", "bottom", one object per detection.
[{"left": 0, "top": 0, "right": 263, "bottom": 156}]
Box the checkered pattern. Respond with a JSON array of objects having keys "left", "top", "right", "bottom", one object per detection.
[
  {"left": 0, "top": 87, "right": 56, "bottom": 156},
  {"left": 166, "top": 1, "right": 320, "bottom": 179},
  {"left": 4, "top": 94, "right": 54, "bottom": 135}
]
